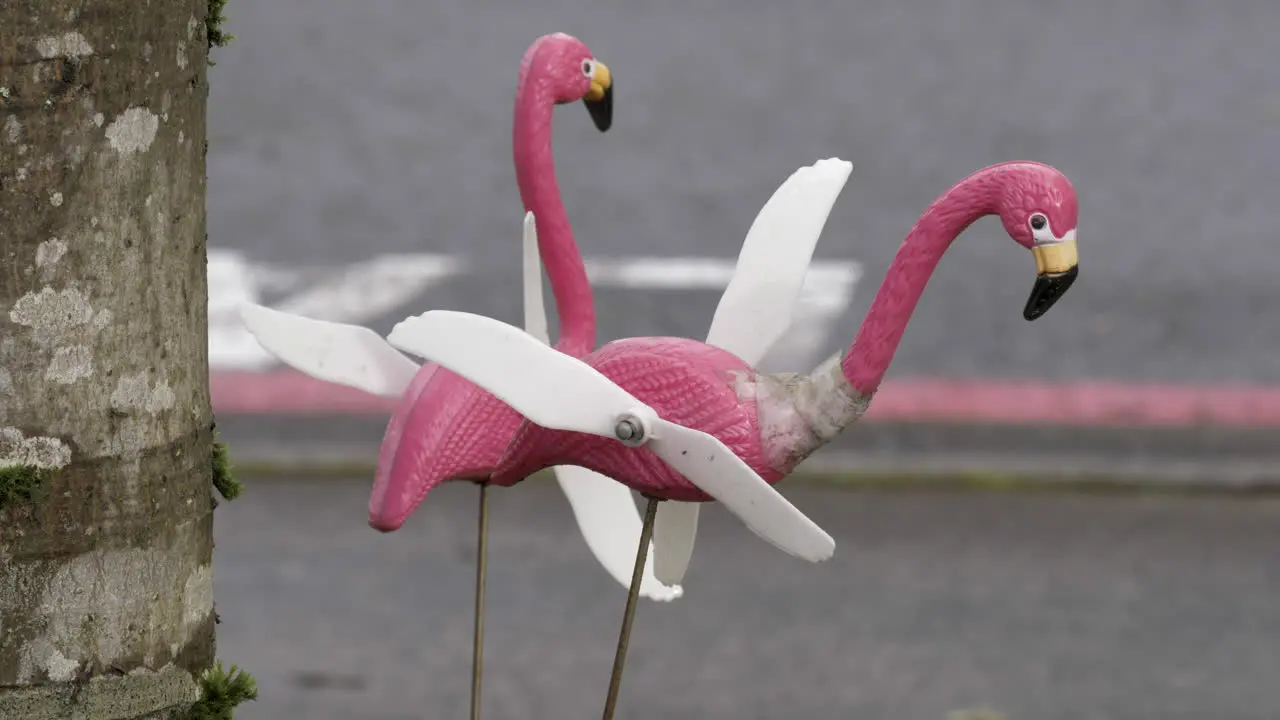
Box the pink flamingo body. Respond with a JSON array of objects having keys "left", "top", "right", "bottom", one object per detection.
[
  {"left": 493, "top": 161, "right": 1081, "bottom": 498},
  {"left": 369, "top": 33, "right": 606, "bottom": 529},
  {"left": 496, "top": 337, "right": 773, "bottom": 501}
]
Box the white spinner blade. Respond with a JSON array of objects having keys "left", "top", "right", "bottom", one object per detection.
[
  {"left": 652, "top": 502, "right": 700, "bottom": 586},
  {"left": 705, "top": 157, "right": 851, "bottom": 364},
  {"left": 552, "top": 465, "right": 683, "bottom": 600},
  {"left": 521, "top": 212, "right": 551, "bottom": 345},
  {"left": 653, "top": 157, "right": 851, "bottom": 586},
  {"left": 648, "top": 418, "right": 834, "bottom": 563},
  {"left": 387, "top": 310, "right": 646, "bottom": 438},
  {"left": 238, "top": 301, "right": 420, "bottom": 398}
]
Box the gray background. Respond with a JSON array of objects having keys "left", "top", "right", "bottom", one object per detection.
[
  {"left": 208, "top": 0, "right": 1280, "bottom": 385},
  {"left": 204, "top": 1, "right": 1280, "bottom": 717}
]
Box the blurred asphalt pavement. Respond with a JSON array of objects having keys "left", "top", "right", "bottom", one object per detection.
[
  {"left": 208, "top": 0, "right": 1280, "bottom": 384},
  {"left": 215, "top": 476, "right": 1280, "bottom": 720}
]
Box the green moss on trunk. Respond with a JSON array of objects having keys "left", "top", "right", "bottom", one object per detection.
[
  {"left": 212, "top": 433, "right": 242, "bottom": 503},
  {"left": 185, "top": 661, "right": 257, "bottom": 719},
  {"left": 206, "top": 0, "right": 233, "bottom": 54},
  {"left": 0, "top": 465, "right": 49, "bottom": 511}
]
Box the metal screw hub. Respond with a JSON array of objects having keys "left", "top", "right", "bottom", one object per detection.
[{"left": 614, "top": 414, "right": 646, "bottom": 447}]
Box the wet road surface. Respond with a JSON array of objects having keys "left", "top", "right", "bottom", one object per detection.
[{"left": 215, "top": 477, "right": 1280, "bottom": 719}]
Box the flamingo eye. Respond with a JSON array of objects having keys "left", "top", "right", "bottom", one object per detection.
[
  {"left": 581, "top": 59, "right": 595, "bottom": 77},
  {"left": 1029, "top": 213, "right": 1048, "bottom": 232}
]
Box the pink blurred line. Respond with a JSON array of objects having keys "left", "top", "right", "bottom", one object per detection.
[{"left": 209, "top": 370, "right": 1280, "bottom": 428}]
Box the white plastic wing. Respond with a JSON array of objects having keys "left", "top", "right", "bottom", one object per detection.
[
  {"left": 521, "top": 212, "right": 551, "bottom": 346},
  {"left": 652, "top": 501, "right": 700, "bottom": 586},
  {"left": 553, "top": 466, "right": 682, "bottom": 600},
  {"left": 238, "top": 302, "right": 420, "bottom": 398},
  {"left": 521, "top": 211, "right": 682, "bottom": 600},
  {"left": 705, "top": 157, "right": 852, "bottom": 361},
  {"left": 652, "top": 157, "right": 852, "bottom": 586}
]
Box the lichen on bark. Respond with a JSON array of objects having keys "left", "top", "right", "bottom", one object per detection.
[{"left": 1, "top": 0, "right": 217, "bottom": 716}]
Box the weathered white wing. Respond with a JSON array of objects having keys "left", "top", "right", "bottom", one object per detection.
[
  {"left": 652, "top": 157, "right": 852, "bottom": 586},
  {"left": 552, "top": 466, "right": 682, "bottom": 600},
  {"left": 238, "top": 302, "right": 420, "bottom": 398},
  {"left": 706, "top": 157, "right": 852, "bottom": 360},
  {"left": 521, "top": 212, "right": 551, "bottom": 346}
]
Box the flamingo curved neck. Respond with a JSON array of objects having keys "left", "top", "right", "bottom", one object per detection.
[
  {"left": 839, "top": 167, "right": 1003, "bottom": 395},
  {"left": 513, "top": 73, "right": 595, "bottom": 357}
]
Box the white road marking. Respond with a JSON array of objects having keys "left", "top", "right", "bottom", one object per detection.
[
  {"left": 208, "top": 250, "right": 273, "bottom": 370},
  {"left": 274, "top": 254, "right": 464, "bottom": 324},
  {"left": 208, "top": 251, "right": 464, "bottom": 370},
  {"left": 757, "top": 261, "right": 862, "bottom": 374},
  {"left": 207, "top": 250, "right": 862, "bottom": 372},
  {"left": 586, "top": 257, "right": 748, "bottom": 289}
]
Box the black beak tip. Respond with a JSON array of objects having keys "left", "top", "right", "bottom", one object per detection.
[
  {"left": 1023, "top": 265, "right": 1079, "bottom": 321},
  {"left": 584, "top": 85, "right": 612, "bottom": 132}
]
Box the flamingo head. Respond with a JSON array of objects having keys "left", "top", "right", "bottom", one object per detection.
[
  {"left": 995, "top": 162, "right": 1080, "bottom": 320},
  {"left": 527, "top": 33, "right": 613, "bottom": 131}
]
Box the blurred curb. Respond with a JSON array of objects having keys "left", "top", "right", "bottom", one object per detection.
[
  {"left": 215, "top": 414, "right": 1280, "bottom": 491},
  {"left": 799, "top": 421, "right": 1280, "bottom": 489}
]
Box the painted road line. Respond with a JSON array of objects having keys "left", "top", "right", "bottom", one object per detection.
[
  {"left": 206, "top": 250, "right": 1280, "bottom": 429},
  {"left": 208, "top": 250, "right": 467, "bottom": 370},
  {"left": 583, "top": 257, "right": 858, "bottom": 289},
  {"left": 758, "top": 262, "right": 862, "bottom": 373},
  {"left": 206, "top": 250, "right": 864, "bottom": 372},
  {"left": 861, "top": 380, "right": 1280, "bottom": 427},
  {"left": 272, "top": 254, "right": 466, "bottom": 324},
  {"left": 579, "top": 257, "right": 863, "bottom": 372},
  {"left": 209, "top": 370, "right": 1280, "bottom": 428}
]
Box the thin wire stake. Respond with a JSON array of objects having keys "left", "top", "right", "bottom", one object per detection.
[
  {"left": 470, "top": 482, "right": 490, "bottom": 720},
  {"left": 601, "top": 496, "right": 661, "bottom": 720}
]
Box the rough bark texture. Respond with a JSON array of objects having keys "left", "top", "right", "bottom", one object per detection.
[{"left": 0, "top": 0, "right": 215, "bottom": 717}]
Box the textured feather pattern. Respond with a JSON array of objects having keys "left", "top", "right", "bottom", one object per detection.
[
  {"left": 493, "top": 337, "right": 775, "bottom": 500},
  {"left": 368, "top": 365, "right": 527, "bottom": 530}
]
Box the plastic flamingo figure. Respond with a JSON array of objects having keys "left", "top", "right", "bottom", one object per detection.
[
  {"left": 236, "top": 32, "right": 852, "bottom": 717},
  {"left": 385, "top": 160, "right": 1081, "bottom": 717}
]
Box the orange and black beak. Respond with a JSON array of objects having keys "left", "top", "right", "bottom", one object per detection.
[
  {"left": 583, "top": 61, "right": 612, "bottom": 132},
  {"left": 1023, "top": 237, "right": 1079, "bottom": 320}
]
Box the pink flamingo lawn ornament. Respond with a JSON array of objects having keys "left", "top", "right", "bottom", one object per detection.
[
  {"left": 235, "top": 31, "right": 852, "bottom": 717},
  {"left": 385, "top": 160, "right": 1081, "bottom": 717}
]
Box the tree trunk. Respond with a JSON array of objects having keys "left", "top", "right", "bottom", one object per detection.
[{"left": 0, "top": 0, "right": 215, "bottom": 717}]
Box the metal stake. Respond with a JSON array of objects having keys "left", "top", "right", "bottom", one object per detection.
[
  {"left": 470, "top": 482, "right": 490, "bottom": 720},
  {"left": 601, "top": 495, "right": 661, "bottom": 720}
]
